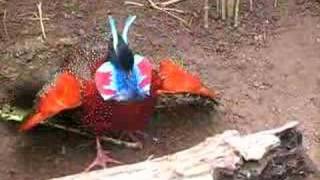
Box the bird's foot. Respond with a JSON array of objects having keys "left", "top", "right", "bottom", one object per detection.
[
  {"left": 85, "top": 150, "right": 122, "bottom": 172},
  {"left": 85, "top": 137, "right": 122, "bottom": 172}
]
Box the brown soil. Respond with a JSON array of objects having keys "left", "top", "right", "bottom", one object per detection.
[{"left": 0, "top": 0, "right": 320, "bottom": 179}]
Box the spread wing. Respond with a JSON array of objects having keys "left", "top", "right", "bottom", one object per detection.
[{"left": 156, "top": 59, "right": 216, "bottom": 99}]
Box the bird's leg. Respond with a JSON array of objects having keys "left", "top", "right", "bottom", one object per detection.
[{"left": 85, "top": 137, "right": 122, "bottom": 172}]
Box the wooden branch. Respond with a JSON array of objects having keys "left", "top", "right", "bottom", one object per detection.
[
  {"left": 125, "top": 1, "right": 184, "bottom": 13},
  {"left": 2, "top": 9, "right": 8, "bottom": 39},
  {"left": 1, "top": 93, "right": 217, "bottom": 150},
  {"left": 0, "top": 104, "right": 142, "bottom": 149},
  {"left": 52, "top": 121, "right": 318, "bottom": 180},
  {"left": 161, "top": 7, "right": 185, "bottom": 14},
  {"left": 124, "top": 1, "right": 144, "bottom": 7},
  {"left": 146, "top": 0, "right": 189, "bottom": 26},
  {"left": 234, "top": 0, "right": 240, "bottom": 27},
  {"left": 124, "top": 0, "right": 189, "bottom": 27},
  {"left": 44, "top": 122, "right": 143, "bottom": 149},
  {"left": 27, "top": 16, "right": 50, "bottom": 21},
  {"left": 227, "top": 0, "right": 235, "bottom": 19},
  {"left": 125, "top": 0, "right": 188, "bottom": 26},
  {"left": 160, "top": 0, "right": 187, "bottom": 7},
  {"left": 216, "top": 0, "right": 220, "bottom": 15},
  {"left": 274, "top": 0, "right": 278, "bottom": 8},
  {"left": 249, "top": 0, "right": 253, "bottom": 11},
  {"left": 204, "top": 0, "right": 209, "bottom": 28},
  {"left": 221, "top": 0, "right": 226, "bottom": 20},
  {"left": 37, "top": 2, "right": 46, "bottom": 39}
]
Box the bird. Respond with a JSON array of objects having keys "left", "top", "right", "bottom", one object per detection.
[{"left": 18, "top": 15, "right": 216, "bottom": 171}]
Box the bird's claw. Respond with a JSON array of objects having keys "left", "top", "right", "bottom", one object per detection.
[
  {"left": 84, "top": 137, "right": 123, "bottom": 172},
  {"left": 84, "top": 149, "right": 122, "bottom": 172}
]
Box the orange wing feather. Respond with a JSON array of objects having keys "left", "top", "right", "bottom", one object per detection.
[
  {"left": 157, "top": 59, "right": 216, "bottom": 99},
  {"left": 19, "top": 72, "right": 82, "bottom": 131}
]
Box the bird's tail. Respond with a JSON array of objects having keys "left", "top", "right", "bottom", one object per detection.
[
  {"left": 19, "top": 72, "right": 82, "bottom": 131},
  {"left": 156, "top": 59, "right": 217, "bottom": 99}
]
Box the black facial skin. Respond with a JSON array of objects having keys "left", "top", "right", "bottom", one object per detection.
[
  {"left": 116, "top": 42, "right": 134, "bottom": 73},
  {"left": 107, "top": 35, "right": 134, "bottom": 73}
]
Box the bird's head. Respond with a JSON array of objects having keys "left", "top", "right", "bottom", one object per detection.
[
  {"left": 108, "top": 15, "right": 136, "bottom": 74},
  {"left": 116, "top": 41, "right": 134, "bottom": 74},
  {"left": 96, "top": 15, "right": 153, "bottom": 102}
]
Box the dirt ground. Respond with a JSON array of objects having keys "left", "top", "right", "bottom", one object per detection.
[{"left": 0, "top": 0, "right": 320, "bottom": 179}]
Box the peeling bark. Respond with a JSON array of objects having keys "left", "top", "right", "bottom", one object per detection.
[{"left": 52, "top": 121, "right": 319, "bottom": 180}]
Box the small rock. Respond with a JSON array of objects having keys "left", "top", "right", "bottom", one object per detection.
[
  {"left": 253, "top": 81, "right": 260, "bottom": 88},
  {"left": 271, "top": 106, "right": 282, "bottom": 114},
  {"left": 7, "top": 169, "right": 16, "bottom": 176},
  {"left": 310, "top": 97, "right": 320, "bottom": 108},
  {"left": 75, "top": 13, "right": 84, "bottom": 18},
  {"left": 252, "top": 81, "right": 271, "bottom": 89},
  {"left": 58, "top": 37, "right": 78, "bottom": 46},
  {"left": 254, "top": 34, "right": 263, "bottom": 41},
  {"left": 79, "top": 29, "right": 85, "bottom": 35},
  {"left": 24, "top": 52, "right": 35, "bottom": 62},
  {"left": 63, "top": 12, "right": 71, "bottom": 19}
]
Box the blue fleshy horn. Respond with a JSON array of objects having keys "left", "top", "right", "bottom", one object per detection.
[
  {"left": 108, "top": 16, "right": 118, "bottom": 54},
  {"left": 122, "top": 15, "right": 136, "bottom": 44}
]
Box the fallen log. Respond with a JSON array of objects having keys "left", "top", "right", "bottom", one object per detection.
[{"left": 52, "top": 121, "right": 319, "bottom": 180}]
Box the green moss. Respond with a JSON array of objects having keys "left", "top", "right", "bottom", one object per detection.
[{"left": 0, "top": 104, "right": 29, "bottom": 122}]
